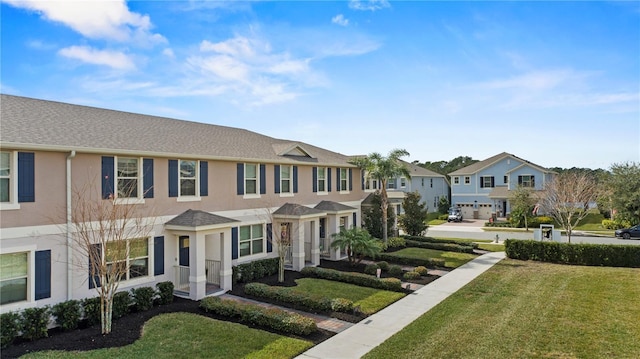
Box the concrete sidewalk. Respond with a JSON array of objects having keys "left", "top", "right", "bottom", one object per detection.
[{"left": 296, "top": 251, "right": 506, "bottom": 359}]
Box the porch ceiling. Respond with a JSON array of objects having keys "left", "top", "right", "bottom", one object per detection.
[{"left": 165, "top": 209, "right": 239, "bottom": 231}]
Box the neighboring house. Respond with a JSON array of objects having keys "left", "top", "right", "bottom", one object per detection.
[
  {"left": 0, "top": 94, "right": 364, "bottom": 312},
  {"left": 448, "top": 152, "right": 555, "bottom": 220}
]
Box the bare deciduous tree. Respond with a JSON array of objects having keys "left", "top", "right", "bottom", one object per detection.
[
  {"left": 540, "top": 172, "right": 598, "bottom": 243},
  {"left": 71, "top": 181, "right": 155, "bottom": 334},
  {"left": 263, "top": 204, "right": 303, "bottom": 283}
]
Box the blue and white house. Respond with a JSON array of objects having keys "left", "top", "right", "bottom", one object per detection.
[{"left": 448, "top": 152, "right": 555, "bottom": 220}]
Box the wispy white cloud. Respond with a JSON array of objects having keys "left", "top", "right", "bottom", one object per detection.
[
  {"left": 162, "top": 48, "right": 175, "bottom": 58},
  {"left": 25, "top": 39, "right": 57, "bottom": 51},
  {"left": 349, "top": 0, "right": 390, "bottom": 11},
  {"left": 58, "top": 46, "right": 136, "bottom": 70},
  {"left": 332, "top": 14, "right": 349, "bottom": 26},
  {"left": 2, "top": 0, "right": 166, "bottom": 45}
]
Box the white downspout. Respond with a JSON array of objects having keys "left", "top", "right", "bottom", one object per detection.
[{"left": 66, "top": 150, "right": 76, "bottom": 300}]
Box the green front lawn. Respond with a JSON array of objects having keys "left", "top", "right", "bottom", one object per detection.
[
  {"left": 365, "top": 259, "right": 640, "bottom": 359},
  {"left": 23, "top": 313, "right": 312, "bottom": 359},
  {"left": 476, "top": 243, "right": 505, "bottom": 252},
  {"left": 386, "top": 247, "right": 477, "bottom": 268},
  {"left": 294, "top": 278, "right": 405, "bottom": 315}
]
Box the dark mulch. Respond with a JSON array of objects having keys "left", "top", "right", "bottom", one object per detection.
[
  {"left": 2, "top": 296, "right": 332, "bottom": 359},
  {"left": 317, "top": 259, "right": 441, "bottom": 286}
]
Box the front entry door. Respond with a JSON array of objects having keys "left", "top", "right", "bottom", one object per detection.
[{"left": 179, "top": 236, "right": 190, "bottom": 267}]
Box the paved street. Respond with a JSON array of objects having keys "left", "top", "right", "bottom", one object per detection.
[{"left": 428, "top": 220, "right": 640, "bottom": 245}]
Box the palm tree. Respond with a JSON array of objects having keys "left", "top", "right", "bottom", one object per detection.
[
  {"left": 330, "top": 227, "right": 381, "bottom": 265},
  {"left": 351, "top": 149, "right": 411, "bottom": 244}
]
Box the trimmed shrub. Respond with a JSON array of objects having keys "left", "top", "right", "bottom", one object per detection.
[
  {"left": 376, "top": 261, "right": 390, "bottom": 272},
  {"left": 404, "top": 239, "right": 475, "bottom": 254},
  {"left": 113, "top": 291, "right": 132, "bottom": 319},
  {"left": 300, "top": 267, "right": 403, "bottom": 292},
  {"left": 602, "top": 219, "right": 632, "bottom": 230},
  {"left": 364, "top": 263, "right": 379, "bottom": 275},
  {"left": 375, "top": 253, "right": 446, "bottom": 268},
  {"left": 233, "top": 257, "right": 279, "bottom": 284},
  {"left": 244, "top": 282, "right": 354, "bottom": 313},
  {"left": 81, "top": 297, "right": 101, "bottom": 326},
  {"left": 200, "top": 297, "right": 317, "bottom": 335},
  {"left": 505, "top": 239, "right": 640, "bottom": 268},
  {"left": 404, "top": 236, "right": 478, "bottom": 249},
  {"left": 1, "top": 311, "right": 21, "bottom": 349},
  {"left": 403, "top": 271, "right": 421, "bottom": 280},
  {"left": 20, "top": 306, "right": 50, "bottom": 341},
  {"left": 388, "top": 237, "right": 406, "bottom": 248},
  {"left": 131, "top": 287, "right": 155, "bottom": 312},
  {"left": 388, "top": 265, "right": 403, "bottom": 276},
  {"left": 414, "top": 266, "right": 429, "bottom": 276},
  {"left": 51, "top": 300, "right": 81, "bottom": 331},
  {"left": 331, "top": 298, "right": 354, "bottom": 312},
  {"left": 156, "top": 281, "right": 174, "bottom": 305}
]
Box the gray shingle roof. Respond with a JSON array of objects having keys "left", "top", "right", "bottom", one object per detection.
[
  {"left": 273, "top": 203, "right": 326, "bottom": 217},
  {"left": 0, "top": 94, "right": 353, "bottom": 165},
  {"left": 448, "top": 152, "right": 552, "bottom": 176},
  {"left": 165, "top": 209, "right": 239, "bottom": 227},
  {"left": 314, "top": 200, "right": 356, "bottom": 212}
]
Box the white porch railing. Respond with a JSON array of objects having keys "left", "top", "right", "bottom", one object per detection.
[
  {"left": 174, "top": 265, "right": 190, "bottom": 292},
  {"left": 205, "top": 260, "right": 221, "bottom": 286},
  {"left": 320, "top": 237, "right": 330, "bottom": 256}
]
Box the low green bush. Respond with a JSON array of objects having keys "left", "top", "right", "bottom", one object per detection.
[
  {"left": 376, "top": 261, "right": 390, "bottom": 272},
  {"left": 131, "top": 287, "right": 155, "bottom": 312},
  {"left": 331, "top": 298, "right": 354, "bottom": 312},
  {"left": 484, "top": 221, "right": 513, "bottom": 228},
  {"left": 388, "top": 265, "right": 403, "bottom": 276},
  {"left": 375, "top": 253, "right": 446, "bottom": 268},
  {"left": 200, "top": 297, "right": 317, "bottom": 335},
  {"left": 364, "top": 263, "right": 379, "bottom": 275},
  {"left": 156, "top": 281, "right": 174, "bottom": 305},
  {"left": 51, "top": 300, "right": 81, "bottom": 331},
  {"left": 233, "top": 258, "right": 279, "bottom": 284},
  {"left": 405, "top": 239, "right": 475, "bottom": 254},
  {"left": 1, "top": 311, "right": 21, "bottom": 348},
  {"left": 20, "top": 306, "right": 50, "bottom": 341},
  {"left": 81, "top": 297, "right": 101, "bottom": 326},
  {"left": 404, "top": 236, "right": 478, "bottom": 249},
  {"left": 244, "top": 282, "right": 354, "bottom": 313},
  {"left": 602, "top": 219, "right": 632, "bottom": 230},
  {"left": 300, "top": 267, "right": 403, "bottom": 292},
  {"left": 414, "top": 266, "right": 429, "bottom": 276},
  {"left": 388, "top": 237, "right": 406, "bottom": 248},
  {"left": 528, "top": 216, "right": 554, "bottom": 228},
  {"left": 505, "top": 239, "right": 640, "bottom": 267},
  {"left": 113, "top": 291, "right": 132, "bottom": 319},
  {"left": 403, "top": 271, "right": 421, "bottom": 280}
]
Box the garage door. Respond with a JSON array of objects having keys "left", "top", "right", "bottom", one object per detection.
[
  {"left": 478, "top": 204, "right": 493, "bottom": 220},
  {"left": 457, "top": 204, "right": 474, "bottom": 219}
]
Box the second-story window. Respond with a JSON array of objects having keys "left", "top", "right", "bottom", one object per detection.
[
  {"left": 464, "top": 176, "right": 470, "bottom": 185},
  {"left": 453, "top": 176, "right": 460, "bottom": 185},
  {"left": 518, "top": 175, "right": 535, "bottom": 188},
  {"left": 400, "top": 177, "right": 406, "bottom": 188},
  {"left": 0, "top": 152, "right": 11, "bottom": 203},
  {"left": 339, "top": 168, "right": 348, "bottom": 191},
  {"left": 245, "top": 164, "right": 258, "bottom": 195},
  {"left": 317, "top": 167, "right": 326, "bottom": 192},
  {"left": 281, "top": 165, "right": 292, "bottom": 194},
  {"left": 481, "top": 176, "right": 494, "bottom": 188},
  {"left": 117, "top": 157, "right": 139, "bottom": 198},
  {"left": 180, "top": 160, "right": 197, "bottom": 196}
]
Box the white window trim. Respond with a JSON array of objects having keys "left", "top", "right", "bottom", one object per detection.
[
  {"left": 114, "top": 156, "right": 145, "bottom": 205},
  {"left": 104, "top": 237, "right": 152, "bottom": 284},
  {"left": 239, "top": 224, "right": 265, "bottom": 258},
  {"left": 400, "top": 177, "right": 406, "bottom": 188},
  {"left": 0, "top": 245, "right": 37, "bottom": 313},
  {"left": 280, "top": 165, "right": 294, "bottom": 197},
  {"left": 464, "top": 176, "right": 471, "bottom": 185},
  {"left": 453, "top": 176, "right": 460, "bottom": 185},
  {"left": 178, "top": 159, "right": 200, "bottom": 200},
  {"left": 339, "top": 168, "right": 350, "bottom": 193},
  {"left": 0, "top": 151, "right": 20, "bottom": 211},
  {"left": 317, "top": 167, "right": 328, "bottom": 194},
  {"left": 243, "top": 163, "right": 261, "bottom": 199},
  {"left": 519, "top": 174, "right": 534, "bottom": 188},
  {"left": 481, "top": 176, "right": 493, "bottom": 188}
]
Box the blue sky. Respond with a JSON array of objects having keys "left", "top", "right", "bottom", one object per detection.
[{"left": 2, "top": 0, "right": 639, "bottom": 170}]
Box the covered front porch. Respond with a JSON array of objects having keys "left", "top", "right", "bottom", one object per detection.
[
  {"left": 314, "top": 200, "right": 358, "bottom": 261},
  {"left": 165, "top": 209, "right": 239, "bottom": 300},
  {"left": 272, "top": 203, "right": 327, "bottom": 271}
]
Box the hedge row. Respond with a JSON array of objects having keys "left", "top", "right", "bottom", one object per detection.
[
  {"left": 404, "top": 239, "right": 476, "bottom": 254},
  {"left": 233, "top": 258, "right": 279, "bottom": 284},
  {"left": 505, "top": 239, "right": 640, "bottom": 268},
  {"left": 300, "top": 267, "right": 403, "bottom": 292},
  {"left": 403, "top": 236, "right": 478, "bottom": 249},
  {"left": 375, "top": 253, "right": 446, "bottom": 268},
  {"left": 244, "top": 282, "right": 353, "bottom": 313},
  {"left": 0, "top": 281, "right": 174, "bottom": 349},
  {"left": 200, "top": 296, "right": 317, "bottom": 335}
]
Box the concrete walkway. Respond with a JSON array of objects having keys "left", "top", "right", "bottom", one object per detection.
[{"left": 296, "top": 251, "right": 506, "bottom": 359}]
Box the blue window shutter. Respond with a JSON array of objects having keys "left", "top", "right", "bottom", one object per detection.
[
  {"left": 200, "top": 161, "right": 208, "bottom": 197},
  {"left": 35, "top": 250, "right": 51, "bottom": 300},
  {"left": 101, "top": 156, "right": 114, "bottom": 200},
  {"left": 349, "top": 168, "right": 353, "bottom": 191},
  {"left": 232, "top": 227, "right": 239, "bottom": 259},
  {"left": 260, "top": 164, "right": 266, "bottom": 194},
  {"left": 143, "top": 158, "right": 154, "bottom": 198},
  {"left": 274, "top": 165, "right": 280, "bottom": 193},
  {"left": 17, "top": 152, "right": 35, "bottom": 202},
  {"left": 293, "top": 166, "right": 298, "bottom": 193},
  {"left": 353, "top": 213, "right": 357, "bottom": 228},
  {"left": 361, "top": 170, "right": 365, "bottom": 190},
  {"left": 327, "top": 168, "right": 332, "bottom": 192},
  {"left": 168, "top": 160, "right": 178, "bottom": 197},
  {"left": 312, "top": 167, "right": 318, "bottom": 193},
  {"left": 336, "top": 167, "right": 341, "bottom": 191},
  {"left": 237, "top": 163, "right": 244, "bottom": 195},
  {"left": 89, "top": 244, "right": 101, "bottom": 289},
  {"left": 266, "top": 223, "right": 273, "bottom": 253},
  {"left": 154, "top": 236, "right": 165, "bottom": 275}
]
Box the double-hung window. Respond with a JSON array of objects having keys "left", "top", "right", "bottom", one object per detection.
[
  {"left": 0, "top": 252, "right": 28, "bottom": 305},
  {"left": 117, "top": 157, "right": 139, "bottom": 198},
  {"left": 0, "top": 152, "right": 11, "bottom": 203},
  {"left": 518, "top": 175, "right": 535, "bottom": 188},
  {"left": 453, "top": 176, "right": 460, "bottom": 185},
  {"left": 464, "top": 176, "right": 470, "bottom": 185},
  {"left": 179, "top": 160, "right": 197, "bottom": 196},
  {"left": 317, "top": 167, "right": 327, "bottom": 192},
  {"left": 105, "top": 238, "right": 149, "bottom": 282},
  {"left": 339, "top": 168, "right": 349, "bottom": 191},
  {"left": 1, "top": 151, "right": 35, "bottom": 209},
  {"left": 239, "top": 224, "right": 263, "bottom": 257},
  {"left": 281, "top": 165, "right": 292, "bottom": 194},
  {"left": 481, "top": 176, "right": 494, "bottom": 188},
  {"left": 245, "top": 164, "right": 258, "bottom": 195},
  {"left": 400, "top": 177, "right": 406, "bottom": 188}
]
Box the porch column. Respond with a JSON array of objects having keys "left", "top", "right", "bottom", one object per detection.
[
  {"left": 292, "top": 220, "right": 305, "bottom": 271},
  {"left": 329, "top": 215, "right": 341, "bottom": 261},
  {"left": 189, "top": 232, "right": 207, "bottom": 300},
  {"left": 220, "top": 229, "right": 232, "bottom": 291},
  {"left": 311, "top": 220, "right": 320, "bottom": 266}
]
